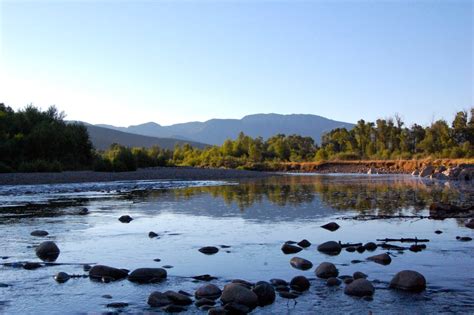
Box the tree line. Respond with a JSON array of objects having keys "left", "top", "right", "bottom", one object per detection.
[{"left": 0, "top": 104, "right": 472, "bottom": 172}]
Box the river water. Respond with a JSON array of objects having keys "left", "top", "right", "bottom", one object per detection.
[{"left": 0, "top": 174, "right": 473, "bottom": 314}]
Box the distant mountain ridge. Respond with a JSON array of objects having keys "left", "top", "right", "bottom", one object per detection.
[
  {"left": 96, "top": 113, "right": 354, "bottom": 145},
  {"left": 78, "top": 123, "right": 208, "bottom": 150}
]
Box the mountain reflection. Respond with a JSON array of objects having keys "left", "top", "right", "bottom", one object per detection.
[{"left": 161, "top": 175, "right": 472, "bottom": 214}]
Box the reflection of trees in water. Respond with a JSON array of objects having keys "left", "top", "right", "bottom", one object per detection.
[{"left": 167, "top": 176, "right": 471, "bottom": 214}]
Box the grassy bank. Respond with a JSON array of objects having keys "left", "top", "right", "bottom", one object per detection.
[{"left": 268, "top": 158, "right": 474, "bottom": 173}]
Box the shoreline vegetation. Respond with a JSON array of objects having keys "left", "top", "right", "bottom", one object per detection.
[{"left": 1, "top": 104, "right": 473, "bottom": 176}]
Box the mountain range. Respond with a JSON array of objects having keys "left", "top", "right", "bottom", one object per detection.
[{"left": 95, "top": 113, "right": 353, "bottom": 146}]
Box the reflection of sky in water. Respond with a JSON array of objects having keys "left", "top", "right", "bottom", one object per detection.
[{"left": 0, "top": 175, "right": 473, "bottom": 314}]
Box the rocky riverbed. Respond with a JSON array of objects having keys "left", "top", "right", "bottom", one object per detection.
[{"left": 0, "top": 175, "right": 473, "bottom": 314}]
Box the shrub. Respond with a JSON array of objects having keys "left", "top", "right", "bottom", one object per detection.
[{"left": 18, "top": 160, "right": 63, "bottom": 172}]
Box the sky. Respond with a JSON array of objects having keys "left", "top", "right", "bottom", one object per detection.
[{"left": 0, "top": 0, "right": 472, "bottom": 127}]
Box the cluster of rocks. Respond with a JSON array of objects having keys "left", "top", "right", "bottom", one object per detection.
[{"left": 413, "top": 164, "right": 473, "bottom": 181}]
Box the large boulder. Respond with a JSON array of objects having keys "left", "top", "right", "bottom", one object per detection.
[
  {"left": 290, "top": 257, "right": 313, "bottom": 270},
  {"left": 367, "top": 253, "right": 392, "bottom": 265},
  {"left": 35, "top": 241, "right": 60, "bottom": 262},
  {"left": 128, "top": 268, "right": 167, "bottom": 283},
  {"left": 419, "top": 165, "right": 434, "bottom": 177},
  {"left": 344, "top": 279, "right": 375, "bottom": 297},
  {"left": 389, "top": 270, "right": 426, "bottom": 292},
  {"left": 317, "top": 241, "right": 342, "bottom": 255},
  {"left": 220, "top": 283, "right": 258, "bottom": 311},
  {"left": 252, "top": 281, "right": 276, "bottom": 306},
  {"left": 195, "top": 284, "right": 222, "bottom": 300},
  {"left": 315, "top": 262, "right": 339, "bottom": 279},
  {"left": 89, "top": 265, "right": 128, "bottom": 281}
]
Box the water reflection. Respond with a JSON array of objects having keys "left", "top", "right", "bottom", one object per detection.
[{"left": 150, "top": 175, "right": 473, "bottom": 214}]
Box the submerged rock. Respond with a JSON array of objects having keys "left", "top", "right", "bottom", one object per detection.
[
  {"left": 281, "top": 243, "right": 302, "bottom": 254},
  {"left": 353, "top": 271, "right": 367, "bottom": 280},
  {"left": 290, "top": 257, "right": 313, "bottom": 270},
  {"left": 128, "top": 268, "right": 167, "bottom": 283},
  {"left": 35, "top": 241, "right": 60, "bottom": 262},
  {"left": 78, "top": 208, "right": 89, "bottom": 215},
  {"left": 367, "top": 253, "right": 392, "bottom": 265},
  {"left": 148, "top": 291, "right": 172, "bottom": 307},
  {"left": 118, "top": 215, "right": 133, "bottom": 223},
  {"left": 30, "top": 230, "right": 49, "bottom": 237},
  {"left": 195, "top": 284, "right": 222, "bottom": 300},
  {"left": 270, "top": 279, "right": 287, "bottom": 286},
  {"left": 297, "top": 239, "right": 311, "bottom": 248},
  {"left": 220, "top": 283, "right": 258, "bottom": 311},
  {"left": 106, "top": 302, "right": 128, "bottom": 308},
  {"left": 326, "top": 277, "right": 341, "bottom": 286},
  {"left": 344, "top": 279, "right": 375, "bottom": 297},
  {"left": 23, "top": 262, "right": 42, "bottom": 270},
  {"left": 89, "top": 265, "right": 128, "bottom": 281},
  {"left": 315, "top": 262, "right": 339, "bottom": 279},
  {"left": 54, "top": 272, "right": 70, "bottom": 283},
  {"left": 321, "top": 222, "right": 340, "bottom": 231},
  {"left": 252, "top": 281, "right": 276, "bottom": 306},
  {"left": 165, "top": 291, "right": 193, "bottom": 306},
  {"left": 317, "top": 241, "right": 342, "bottom": 255},
  {"left": 289, "top": 276, "right": 310, "bottom": 291},
  {"left": 199, "top": 246, "right": 219, "bottom": 255},
  {"left": 389, "top": 270, "right": 426, "bottom": 292}
]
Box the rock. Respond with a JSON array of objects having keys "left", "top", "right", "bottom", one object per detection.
[
  {"left": 290, "top": 257, "right": 313, "bottom": 270},
  {"left": 346, "top": 246, "right": 356, "bottom": 252},
  {"left": 162, "top": 265, "right": 173, "bottom": 269},
  {"left": 317, "top": 241, "right": 342, "bottom": 255},
  {"left": 195, "top": 298, "right": 215, "bottom": 307},
  {"left": 220, "top": 283, "right": 258, "bottom": 311},
  {"left": 23, "top": 262, "right": 42, "bottom": 270},
  {"left": 35, "top": 241, "right": 60, "bottom": 262},
  {"left": 411, "top": 169, "right": 420, "bottom": 176},
  {"left": 278, "top": 291, "right": 299, "bottom": 300},
  {"left": 367, "top": 167, "right": 376, "bottom": 175},
  {"left": 128, "top": 268, "right": 167, "bottom": 283},
  {"left": 270, "top": 279, "right": 287, "bottom": 286},
  {"left": 430, "top": 172, "right": 448, "bottom": 180},
  {"left": 281, "top": 243, "right": 302, "bottom": 254},
  {"left": 389, "top": 270, "right": 426, "bottom": 292},
  {"left": 367, "top": 253, "right": 392, "bottom": 265},
  {"left": 89, "top": 265, "right": 129, "bottom": 281},
  {"left": 353, "top": 271, "right": 367, "bottom": 279},
  {"left": 297, "top": 239, "right": 311, "bottom": 248},
  {"left": 106, "top": 302, "right": 128, "bottom": 308},
  {"left": 83, "top": 264, "right": 92, "bottom": 271},
  {"left": 326, "top": 277, "right": 341, "bottom": 286},
  {"left": 223, "top": 302, "right": 250, "bottom": 314},
  {"left": 102, "top": 295, "right": 113, "bottom": 299},
  {"left": 231, "top": 279, "right": 254, "bottom": 289},
  {"left": 364, "top": 242, "right": 377, "bottom": 251},
  {"left": 252, "top": 281, "right": 275, "bottom": 306},
  {"left": 458, "top": 169, "right": 473, "bottom": 181},
  {"left": 344, "top": 279, "right": 375, "bottom": 297},
  {"left": 148, "top": 291, "right": 172, "bottom": 307},
  {"left": 465, "top": 219, "right": 474, "bottom": 229},
  {"left": 289, "top": 276, "right": 310, "bottom": 291},
  {"left": 118, "top": 215, "right": 133, "bottom": 223},
  {"left": 343, "top": 277, "right": 354, "bottom": 284},
  {"left": 208, "top": 307, "right": 226, "bottom": 315},
  {"left": 193, "top": 274, "right": 217, "bottom": 282},
  {"left": 356, "top": 245, "right": 365, "bottom": 253},
  {"left": 195, "top": 284, "right": 222, "bottom": 300},
  {"left": 30, "top": 230, "right": 49, "bottom": 237},
  {"left": 419, "top": 165, "right": 434, "bottom": 177},
  {"left": 149, "top": 231, "right": 159, "bottom": 238},
  {"left": 315, "top": 262, "right": 339, "bottom": 279},
  {"left": 275, "top": 285, "right": 290, "bottom": 292},
  {"left": 78, "top": 207, "right": 89, "bottom": 215},
  {"left": 199, "top": 246, "right": 219, "bottom": 255},
  {"left": 321, "top": 222, "right": 340, "bottom": 231},
  {"left": 435, "top": 230, "right": 443, "bottom": 234},
  {"left": 161, "top": 304, "right": 187, "bottom": 313},
  {"left": 458, "top": 236, "right": 472, "bottom": 241},
  {"left": 165, "top": 291, "right": 193, "bottom": 306},
  {"left": 54, "top": 272, "right": 70, "bottom": 283},
  {"left": 409, "top": 244, "right": 426, "bottom": 252}
]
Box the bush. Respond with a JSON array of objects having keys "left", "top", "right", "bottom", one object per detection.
[
  {"left": 333, "top": 152, "right": 360, "bottom": 160},
  {"left": 18, "top": 160, "right": 63, "bottom": 172},
  {"left": 0, "top": 162, "right": 13, "bottom": 173}
]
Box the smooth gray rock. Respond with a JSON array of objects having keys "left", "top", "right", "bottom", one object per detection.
[
  {"left": 220, "top": 283, "right": 258, "bottom": 311},
  {"left": 344, "top": 279, "right": 375, "bottom": 297},
  {"left": 290, "top": 257, "right": 313, "bottom": 270},
  {"left": 317, "top": 241, "right": 342, "bottom": 255},
  {"left": 195, "top": 284, "right": 222, "bottom": 300},
  {"left": 35, "top": 241, "right": 60, "bottom": 262},
  {"left": 389, "top": 270, "right": 426, "bottom": 292},
  {"left": 315, "top": 262, "right": 339, "bottom": 279}
]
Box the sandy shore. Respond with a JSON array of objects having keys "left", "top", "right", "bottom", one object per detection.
[{"left": 0, "top": 167, "right": 275, "bottom": 186}]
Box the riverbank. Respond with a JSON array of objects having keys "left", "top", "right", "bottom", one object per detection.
[
  {"left": 0, "top": 167, "right": 274, "bottom": 186},
  {"left": 273, "top": 159, "right": 474, "bottom": 174}
]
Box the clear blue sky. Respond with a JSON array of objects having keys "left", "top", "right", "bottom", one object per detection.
[{"left": 0, "top": 0, "right": 472, "bottom": 126}]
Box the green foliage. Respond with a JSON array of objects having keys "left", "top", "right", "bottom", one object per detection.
[{"left": 0, "top": 103, "right": 94, "bottom": 172}]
